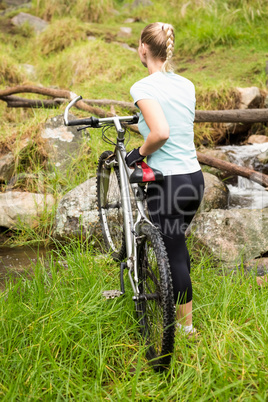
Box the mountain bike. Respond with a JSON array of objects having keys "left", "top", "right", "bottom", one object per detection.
[{"left": 64, "top": 96, "right": 175, "bottom": 371}]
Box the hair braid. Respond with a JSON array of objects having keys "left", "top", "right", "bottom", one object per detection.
[{"left": 162, "top": 24, "right": 175, "bottom": 73}]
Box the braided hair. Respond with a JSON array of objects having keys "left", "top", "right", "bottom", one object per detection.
[{"left": 140, "top": 22, "right": 175, "bottom": 73}]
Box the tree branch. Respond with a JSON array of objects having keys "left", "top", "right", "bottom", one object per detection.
[{"left": 197, "top": 151, "right": 268, "bottom": 188}]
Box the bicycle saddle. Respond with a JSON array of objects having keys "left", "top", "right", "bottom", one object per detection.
[{"left": 129, "top": 161, "right": 164, "bottom": 184}]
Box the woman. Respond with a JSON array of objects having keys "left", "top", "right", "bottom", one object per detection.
[{"left": 125, "top": 22, "right": 204, "bottom": 336}]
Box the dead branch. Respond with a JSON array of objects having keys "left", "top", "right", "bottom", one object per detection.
[
  {"left": 194, "top": 109, "right": 268, "bottom": 123},
  {"left": 1, "top": 96, "right": 63, "bottom": 108},
  {"left": 0, "top": 85, "right": 114, "bottom": 118},
  {"left": 197, "top": 151, "right": 268, "bottom": 188},
  {"left": 1, "top": 86, "right": 268, "bottom": 122}
]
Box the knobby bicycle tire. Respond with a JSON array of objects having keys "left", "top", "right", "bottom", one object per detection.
[
  {"left": 135, "top": 223, "right": 175, "bottom": 371},
  {"left": 96, "top": 150, "right": 126, "bottom": 261}
]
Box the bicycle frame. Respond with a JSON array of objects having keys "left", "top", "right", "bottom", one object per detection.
[
  {"left": 106, "top": 117, "right": 153, "bottom": 300},
  {"left": 64, "top": 96, "right": 154, "bottom": 300}
]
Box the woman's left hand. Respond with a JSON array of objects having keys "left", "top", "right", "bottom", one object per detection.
[{"left": 125, "top": 147, "right": 145, "bottom": 167}]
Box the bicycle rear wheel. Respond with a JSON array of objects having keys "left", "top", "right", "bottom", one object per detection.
[
  {"left": 135, "top": 223, "right": 175, "bottom": 371},
  {"left": 96, "top": 150, "right": 126, "bottom": 261}
]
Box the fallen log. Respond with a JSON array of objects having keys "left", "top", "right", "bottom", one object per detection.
[
  {"left": 1, "top": 95, "right": 137, "bottom": 111},
  {"left": 1, "top": 86, "right": 268, "bottom": 122},
  {"left": 0, "top": 86, "right": 115, "bottom": 118},
  {"left": 0, "top": 94, "right": 140, "bottom": 133},
  {"left": 1, "top": 96, "right": 63, "bottom": 108},
  {"left": 194, "top": 109, "right": 268, "bottom": 123},
  {"left": 197, "top": 151, "right": 268, "bottom": 188}
]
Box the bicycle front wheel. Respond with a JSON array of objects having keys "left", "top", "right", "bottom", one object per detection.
[
  {"left": 96, "top": 150, "right": 126, "bottom": 261},
  {"left": 135, "top": 223, "right": 175, "bottom": 371}
]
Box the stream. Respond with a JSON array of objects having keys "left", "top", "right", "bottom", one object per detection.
[
  {"left": 0, "top": 245, "right": 51, "bottom": 291},
  {"left": 219, "top": 142, "right": 268, "bottom": 209}
]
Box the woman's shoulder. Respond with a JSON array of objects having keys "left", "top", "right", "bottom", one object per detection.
[
  {"left": 169, "top": 72, "right": 194, "bottom": 86},
  {"left": 131, "top": 74, "right": 152, "bottom": 89},
  {"left": 130, "top": 75, "right": 155, "bottom": 99}
]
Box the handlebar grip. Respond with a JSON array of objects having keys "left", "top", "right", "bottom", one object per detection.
[{"left": 67, "top": 116, "right": 100, "bottom": 127}]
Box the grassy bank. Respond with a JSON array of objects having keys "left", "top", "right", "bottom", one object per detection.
[
  {"left": 0, "top": 2, "right": 267, "bottom": 398},
  {"left": 0, "top": 240, "right": 267, "bottom": 400}
]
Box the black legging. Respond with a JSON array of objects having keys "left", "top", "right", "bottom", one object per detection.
[{"left": 147, "top": 170, "right": 204, "bottom": 304}]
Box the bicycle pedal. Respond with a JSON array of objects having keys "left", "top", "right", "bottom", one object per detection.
[{"left": 102, "top": 290, "right": 122, "bottom": 299}]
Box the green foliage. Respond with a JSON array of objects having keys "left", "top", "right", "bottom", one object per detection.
[
  {"left": 37, "top": 39, "right": 139, "bottom": 94},
  {"left": 0, "top": 53, "right": 25, "bottom": 85},
  {"left": 169, "top": 0, "right": 268, "bottom": 56},
  {"left": 36, "top": 18, "right": 88, "bottom": 55},
  {"left": 0, "top": 243, "right": 267, "bottom": 399}
]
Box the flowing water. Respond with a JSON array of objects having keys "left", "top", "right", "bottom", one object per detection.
[
  {"left": 0, "top": 245, "right": 51, "bottom": 291},
  {"left": 218, "top": 143, "right": 268, "bottom": 209}
]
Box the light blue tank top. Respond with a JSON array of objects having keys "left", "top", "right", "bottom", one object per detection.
[{"left": 130, "top": 72, "right": 200, "bottom": 176}]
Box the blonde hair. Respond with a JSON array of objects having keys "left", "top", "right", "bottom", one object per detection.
[{"left": 140, "top": 22, "right": 175, "bottom": 73}]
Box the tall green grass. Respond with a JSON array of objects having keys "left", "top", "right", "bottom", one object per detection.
[{"left": 0, "top": 241, "right": 267, "bottom": 400}]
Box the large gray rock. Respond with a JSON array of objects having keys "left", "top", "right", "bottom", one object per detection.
[
  {"left": 41, "top": 114, "right": 85, "bottom": 173},
  {"left": 0, "top": 191, "right": 55, "bottom": 228},
  {"left": 53, "top": 178, "right": 99, "bottom": 238},
  {"left": 11, "top": 12, "right": 48, "bottom": 33},
  {"left": 53, "top": 169, "right": 229, "bottom": 238},
  {"left": 200, "top": 172, "right": 229, "bottom": 212},
  {"left": 190, "top": 208, "right": 268, "bottom": 264}
]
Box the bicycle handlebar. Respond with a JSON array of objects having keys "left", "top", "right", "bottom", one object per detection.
[{"left": 64, "top": 95, "right": 139, "bottom": 128}]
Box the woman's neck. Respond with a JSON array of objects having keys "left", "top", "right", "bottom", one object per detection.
[{"left": 147, "top": 58, "right": 164, "bottom": 75}]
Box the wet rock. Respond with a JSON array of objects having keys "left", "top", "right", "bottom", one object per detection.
[
  {"left": 11, "top": 12, "right": 48, "bottom": 33},
  {"left": 41, "top": 114, "right": 86, "bottom": 174},
  {"left": 256, "top": 150, "right": 268, "bottom": 164},
  {"left": 200, "top": 172, "right": 229, "bottom": 212},
  {"left": 190, "top": 208, "right": 268, "bottom": 264},
  {"left": 253, "top": 149, "right": 268, "bottom": 175},
  {"left": 53, "top": 177, "right": 99, "bottom": 239},
  {"left": 0, "top": 191, "right": 55, "bottom": 228},
  {"left": 0, "top": 153, "right": 15, "bottom": 182},
  {"left": 247, "top": 134, "right": 268, "bottom": 144}
]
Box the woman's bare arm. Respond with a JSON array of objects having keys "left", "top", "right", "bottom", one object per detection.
[{"left": 137, "top": 99, "right": 170, "bottom": 157}]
